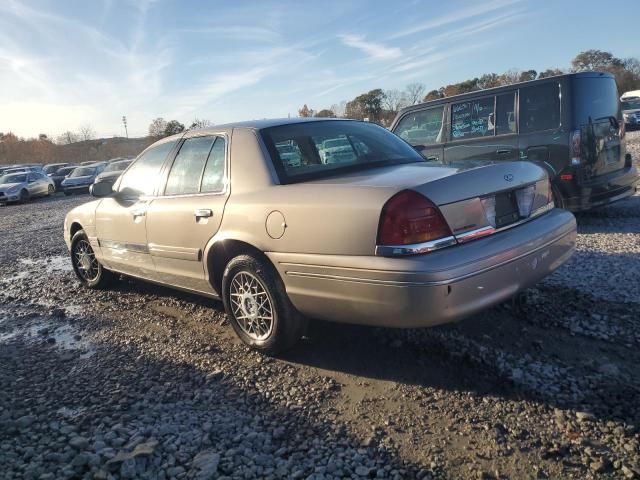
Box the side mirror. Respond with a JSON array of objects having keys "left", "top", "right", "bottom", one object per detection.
[{"left": 90, "top": 182, "right": 113, "bottom": 197}]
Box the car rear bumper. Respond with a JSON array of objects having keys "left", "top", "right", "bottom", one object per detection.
[
  {"left": 562, "top": 164, "right": 639, "bottom": 212},
  {"left": 267, "top": 208, "right": 576, "bottom": 328}
]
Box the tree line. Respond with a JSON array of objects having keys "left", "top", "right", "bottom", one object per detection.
[{"left": 299, "top": 50, "right": 640, "bottom": 125}]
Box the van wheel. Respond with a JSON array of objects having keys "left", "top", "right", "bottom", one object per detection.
[
  {"left": 222, "top": 254, "right": 306, "bottom": 355},
  {"left": 70, "top": 230, "right": 114, "bottom": 288}
]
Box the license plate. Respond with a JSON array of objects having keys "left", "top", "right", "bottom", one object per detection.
[{"left": 494, "top": 191, "right": 520, "bottom": 228}]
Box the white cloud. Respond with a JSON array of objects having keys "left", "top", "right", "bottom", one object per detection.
[
  {"left": 389, "top": 0, "right": 522, "bottom": 39},
  {"left": 339, "top": 34, "right": 402, "bottom": 60}
]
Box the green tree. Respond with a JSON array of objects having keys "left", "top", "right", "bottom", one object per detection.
[
  {"left": 164, "top": 120, "right": 185, "bottom": 136},
  {"left": 148, "top": 117, "right": 167, "bottom": 138},
  {"left": 519, "top": 70, "right": 537, "bottom": 82},
  {"left": 571, "top": 50, "right": 622, "bottom": 72},
  {"left": 315, "top": 109, "right": 336, "bottom": 118},
  {"left": 537, "top": 68, "right": 564, "bottom": 79},
  {"left": 423, "top": 89, "right": 443, "bottom": 102}
]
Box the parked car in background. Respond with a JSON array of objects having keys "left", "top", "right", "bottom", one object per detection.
[
  {"left": 92, "top": 159, "right": 132, "bottom": 190},
  {"left": 50, "top": 166, "right": 77, "bottom": 191},
  {"left": 392, "top": 72, "right": 638, "bottom": 212},
  {"left": 621, "top": 90, "right": 640, "bottom": 131},
  {"left": 64, "top": 118, "right": 576, "bottom": 354},
  {"left": 61, "top": 165, "right": 105, "bottom": 195},
  {"left": 0, "top": 171, "right": 55, "bottom": 204},
  {"left": 43, "top": 163, "right": 72, "bottom": 175}
]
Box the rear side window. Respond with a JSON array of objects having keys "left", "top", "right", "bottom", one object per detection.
[
  {"left": 395, "top": 106, "right": 445, "bottom": 145},
  {"left": 451, "top": 97, "right": 494, "bottom": 139},
  {"left": 200, "top": 137, "right": 226, "bottom": 193},
  {"left": 119, "top": 141, "right": 176, "bottom": 196},
  {"left": 165, "top": 136, "right": 215, "bottom": 196},
  {"left": 572, "top": 76, "right": 619, "bottom": 126},
  {"left": 519, "top": 82, "right": 561, "bottom": 133},
  {"left": 495, "top": 93, "right": 516, "bottom": 135}
]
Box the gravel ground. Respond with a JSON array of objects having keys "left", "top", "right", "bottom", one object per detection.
[{"left": 0, "top": 134, "right": 639, "bottom": 480}]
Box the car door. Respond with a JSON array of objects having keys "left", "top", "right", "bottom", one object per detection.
[
  {"left": 393, "top": 105, "right": 445, "bottom": 164},
  {"left": 95, "top": 140, "right": 178, "bottom": 279},
  {"left": 445, "top": 92, "right": 519, "bottom": 167},
  {"left": 26, "top": 173, "right": 45, "bottom": 195},
  {"left": 145, "top": 134, "right": 228, "bottom": 294}
]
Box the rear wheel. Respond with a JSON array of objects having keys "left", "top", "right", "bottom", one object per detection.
[
  {"left": 222, "top": 254, "right": 306, "bottom": 355},
  {"left": 70, "top": 230, "right": 113, "bottom": 288},
  {"left": 19, "top": 189, "right": 29, "bottom": 203}
]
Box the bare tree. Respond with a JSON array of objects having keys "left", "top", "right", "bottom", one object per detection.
[
  {"left": 404, "top": 83, "right": 426, "bottom": 105},
  {"left": 78, "top": 124, "right": 96, "bottom": 141},
  {"left": 57, "top": 131, "right": 78, "bottom": 145},
  {"left": 383, "top": 89, "right": 407, "bottom": 112},
  {"left": 330, "top": 101, "right": 347, "bottom": 118},
  {"left": 189, "top": 118, "right": 212, "bottom": 129},
  {"left": 148, "top": 117, "right": 168, "bottom": 138},
  {"left": 298, "top": 104, "right": 314, "bottom": 117}
]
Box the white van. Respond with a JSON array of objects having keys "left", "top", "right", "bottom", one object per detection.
[{"left": 621, "top": 90, "right": 640, "bottom": 130}]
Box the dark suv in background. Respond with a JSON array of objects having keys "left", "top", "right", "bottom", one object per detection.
[{"left": 391, "top": 72, "right": 638, "bottom": 211}]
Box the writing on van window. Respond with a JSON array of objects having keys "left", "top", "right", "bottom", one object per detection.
[
  {"left": 395, "top": 106, "right": 444, "bottom": 145},
  {"left": 451, "top": 97, "right": 494, "bottom": 139}
]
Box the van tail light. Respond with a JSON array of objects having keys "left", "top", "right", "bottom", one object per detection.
[
  {"left": 377, "top": 190, "right": 452, "bottom": 246},
  {"left": 570, "top": 129, "right": 581, "bottom": 165}
]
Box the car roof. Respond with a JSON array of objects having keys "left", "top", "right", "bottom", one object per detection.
[{"left": 181, "top": 117, "right": 354, "bottom": 135}]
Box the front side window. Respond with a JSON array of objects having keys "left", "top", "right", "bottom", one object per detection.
[
  {"left": 165, "top": 136, "right": 216, "bottom": 196},
  {"left": 261, "top": 120, "right": 425, "bottom": 184},
  {"left": 395, "top": 106, "right": 445, "bottom": 145},
  {"left": 119, "top": 141, "right": 176, "bottom": 196},
  {"left": 200, "top": 137, "right": 226, "bottom": 193},
  {"left": 520, "top": 82, "right": 561, "bottom": 133},
  {"left": 451, "top": 97, "right": 495, "bottom": 140}
]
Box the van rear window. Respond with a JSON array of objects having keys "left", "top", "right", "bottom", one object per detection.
[
  {"left": 519, "top": 82, "right": 561, "bottom": 133},
  {"left": 572, "top": 76, "right": 619, "bottom": 126}
]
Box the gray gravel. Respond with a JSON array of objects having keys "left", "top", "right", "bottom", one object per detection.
[{"left": 0, "top": 136, "right": 639, "bottom": 479}]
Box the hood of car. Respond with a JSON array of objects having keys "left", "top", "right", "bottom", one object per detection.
[
  {"left": 63, "top": 175, "right": 94, "bottom": 184},
  {"left": 95, "top": 171, "right": 122, "bottom": 181}
]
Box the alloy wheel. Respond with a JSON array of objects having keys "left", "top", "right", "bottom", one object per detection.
[
  {"left": 229, "top": 271, "right": 274, "bottom": 340},
  {"left": 73, "top": 239, "right": 100, "bottom": 282}
]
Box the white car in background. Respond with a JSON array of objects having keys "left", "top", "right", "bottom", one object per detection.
[{"left": 0, "top": 171, "right": 55, "bottom": 204}]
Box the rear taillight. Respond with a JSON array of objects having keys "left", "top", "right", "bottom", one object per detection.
[
  {"left": 377, "top": 190, "right": 452, "bottom": 246},
  {"left": 570, "top": 129, "right": 581, "bottom": 165}
]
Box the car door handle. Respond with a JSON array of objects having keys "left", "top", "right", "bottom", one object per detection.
[
  {"left": 194, "top": 209, "right": 213, "bottom": 219},
  {"left": 426, "top": 155, "right": 439, "bottom": 162},
  {"left": 496, "top": 149, "right": 511, "bottom": 155},
  {"left": 131, "top": 208, "right": 146, "bottom": 218}
]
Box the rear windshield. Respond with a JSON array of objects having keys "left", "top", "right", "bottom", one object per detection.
[
  {"left": 260, "top": 120, "right": 425, "bottom": 183},
  {"left": 70, "top": 167, "right": 96, "bottom": 177},
  {"left": 572, "top": 76, "right": 619, "bottom": 126},
  {"left": 622, "top": 98, "right": 640, "bottom": 110}
]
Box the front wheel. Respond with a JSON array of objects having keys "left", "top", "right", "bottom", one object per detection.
[
  {"left": 47, "top": 184, "right": 54, "bottom": 195},
  {"left": 19, "top": 189, "right": 30, "bottom": 203},
  {"left": 70, "top": 230, "right": 113, "bottom": 288},
  {"left": 222, "top": 254, "right": 306, "bottom": 355}
]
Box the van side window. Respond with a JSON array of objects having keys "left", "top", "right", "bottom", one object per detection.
[
  {"left": 496, "top": 93, "right": 516, "bottom": 135},
  {"left": 395, "top": 106, "right": 445, "bottom": 145},
  {"left": 451, "top": 97, "right": 494, "bottom": 139},
  {"left": 520, "top": 83, "right": 560, "bottom": 133}
]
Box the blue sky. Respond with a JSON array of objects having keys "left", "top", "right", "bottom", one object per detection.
[{"left": 0, "top": 0, "right": 638, "bottom": 139}]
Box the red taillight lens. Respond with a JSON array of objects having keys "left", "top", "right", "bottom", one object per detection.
[
  {"left": 377, "top": 190, "right": 452, "bottom": 245},
  {"left": 570, "top": 129, "right": 581, "bottom": 165}
]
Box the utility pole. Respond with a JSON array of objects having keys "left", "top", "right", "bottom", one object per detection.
[{"left": 122, "top": 116, "right": 128, "bottom": 139}]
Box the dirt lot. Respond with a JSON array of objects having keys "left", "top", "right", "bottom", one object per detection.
[{"left": 1, "top": 134, "right": 639, "bottom": 479}]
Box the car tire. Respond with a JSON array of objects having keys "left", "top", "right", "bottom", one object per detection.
[
  {"left": 19, "top": 189, "right": 30, "bottom": 203},
  {"left": 47, "top": 185, "right": 54, "bottom": 195},
  {"left": 70, "top": 230, "right": 114, "bottom": 289},
  {"left": 552, "top": 186, "right": 565, "bottom": 210},
  {"left": 222, "top": 254, "right": 307, "bottom": 355}
]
